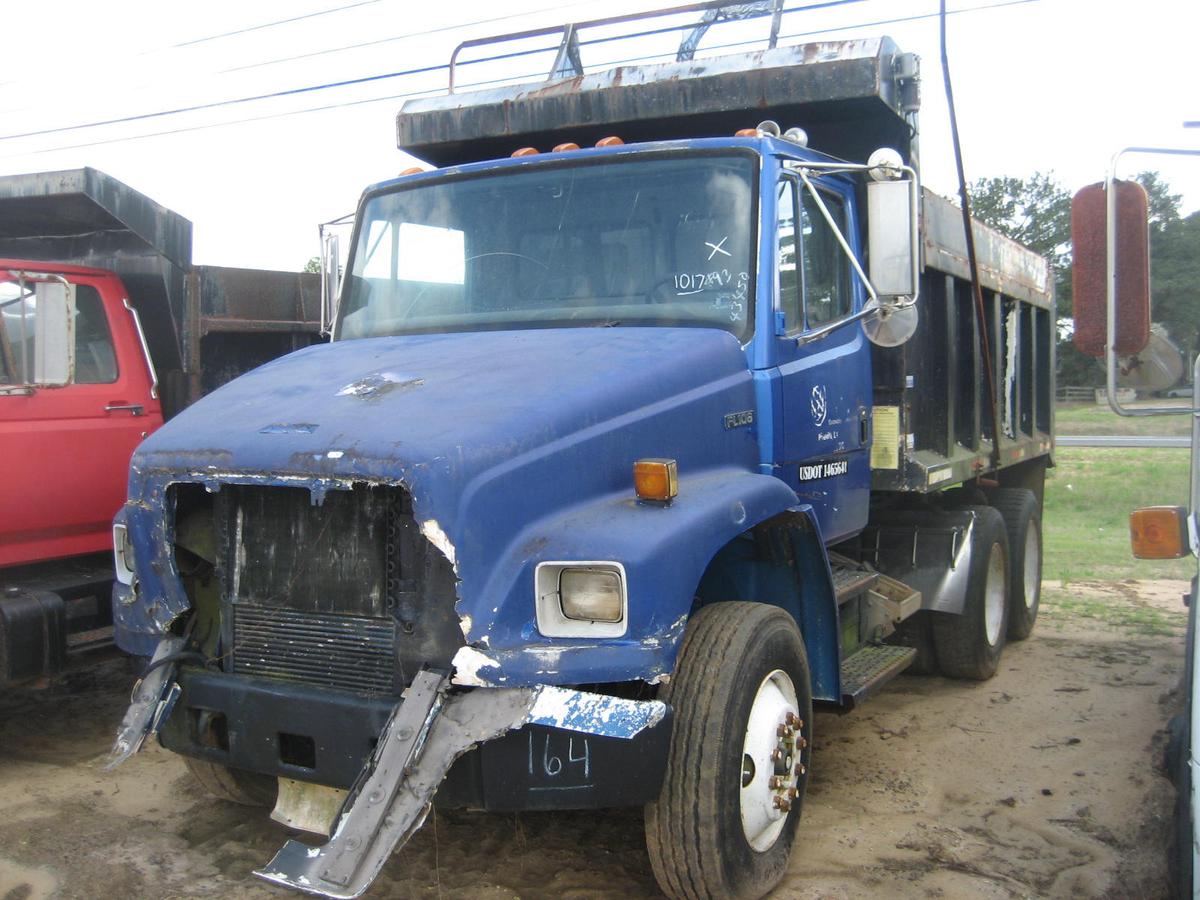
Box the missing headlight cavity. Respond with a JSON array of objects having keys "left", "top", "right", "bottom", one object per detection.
[{"left": 167, "top": 481, "right": 465, "bottom": 693}]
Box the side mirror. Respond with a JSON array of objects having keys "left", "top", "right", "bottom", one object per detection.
[
  {"left": 319, "top": 231, "right": 341, "bottom": 337},
  {"left": 33, "top": 282, "right": 75, "bottom": 384},
  {"left": 866, "top": 178, "right": 918, "bottom": 299},
  {"left": 1070, "top": 180, "right": 1150, "bottom": 358}
]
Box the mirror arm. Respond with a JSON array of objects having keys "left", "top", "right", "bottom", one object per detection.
[
  {"left": 794, "top": 167, "right": 879, "bottom": 310},
  {"left": 123, "top": 297, "right": 159, "bottom": 399},
  {"left": 1104, "top": 146, "right": 1200, "bottom": 418},
  {"left": 790, "top": 162, "right": 920, "bottom": 347},
  {"left": 796, "top": 305, "right": 878, "bottom": 346}
]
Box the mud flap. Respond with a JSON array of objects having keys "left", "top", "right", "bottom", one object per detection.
[
  {"left": 255, "top": 670, "right": 666, "bottom": 899},
  {"left": 107, "top": 635, "right": 186, "bottom": 768}
]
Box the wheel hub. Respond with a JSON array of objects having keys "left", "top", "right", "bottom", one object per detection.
[{"left": 739, "top": 669, "right": 805, "bottom": 852}]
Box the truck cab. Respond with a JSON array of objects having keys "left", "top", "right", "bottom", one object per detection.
[
  {"left": 337, "top": 137, "right": 875, "bottom": 543},
  {"left": 1, "top": 263, "right": 163, "bottom": 568}
]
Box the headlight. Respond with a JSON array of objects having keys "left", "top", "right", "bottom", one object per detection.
[
  {"left": 113, "top": 523, "right": 136, "bottom": 585},
  {"left": 535, "top": 561, "right": 627, "bottom": 637},
  {"left": 560, "top": 568, "right": 623, "bottom": 622}
]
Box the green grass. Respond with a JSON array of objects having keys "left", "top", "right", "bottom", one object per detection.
[
  {"left": 1044, "top": 447, "right": 1195, "bottom": 581},
  {"left": 1055, "top": 401, "right": 1193, "bottom": 436},
  {"left": 1039, "top": 587, "right": 1185, "bottom": 636}
]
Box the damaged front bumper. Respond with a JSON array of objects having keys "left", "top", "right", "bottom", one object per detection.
[{"left": 111, "top": 661, "right": 669, "bottom": 899}]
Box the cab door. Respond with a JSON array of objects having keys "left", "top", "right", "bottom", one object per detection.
[
  {"left": 772, "top": 175, "right": 872, "bottom": 543},
  {"left": 0, "top": 273, "right": 163, "bottom": 567}
]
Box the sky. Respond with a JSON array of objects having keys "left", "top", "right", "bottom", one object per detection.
[{"left": 1, "top": 0, "right": 1197, "bottom": 271}]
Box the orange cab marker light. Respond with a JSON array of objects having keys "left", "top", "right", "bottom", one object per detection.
[
  {"left": 1129, "top": 506, "right": 1191, "bottom": 559},
  {"left": 511, "top": 147, "right": 540, "bottom": 157},
  {"left": 735, "top": 128, "right": 758, "bottom": 137},
  {"left": 553, "top": 142, "right": 580, "bottom": 152},
  {"left": 595, "top": 136, "right": 624, "bottom": 148},
  {"left": 634, "top": 458, "right": 678, "bottom": 503},
  {"left": 399, "top": 166, "right": 424, "bottom": 176}
]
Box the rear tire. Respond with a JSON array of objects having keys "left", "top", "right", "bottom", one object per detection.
[
  {"left": 987, "top": 488, "right": 1042, "bottom": 641},
  {"left": 932, "top": 506, "right": 1010, "bottom": 680},
  {"left": 645, "top": 603, "right": 812, "bottom": 900},
  {"left": 184, "top": 757, "right": 277, "bottom": 807}
]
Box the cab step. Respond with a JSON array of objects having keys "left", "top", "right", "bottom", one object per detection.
[
  {"left": 829, "top": 553, "right": 879, "bottom": 605},
  {"left": 839, "top": 644, "right": 916, "bottom": 708}
]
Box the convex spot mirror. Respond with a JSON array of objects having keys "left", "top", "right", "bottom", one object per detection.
[{"left": 0, "top": 278, "right": 75, "bottom": 386}]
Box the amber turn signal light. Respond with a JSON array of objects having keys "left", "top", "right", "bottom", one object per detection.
[
  {"left": 1129, "top": 506, "right": 1191, "bottom": 559},
  {"left": 634, "top": 458, "right": 678, "bottom": 502}
]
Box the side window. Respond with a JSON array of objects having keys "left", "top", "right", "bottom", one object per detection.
[
  {"left": 776, "top": 180, "right": 802, "bottom": 332},
  {"left": 0, "top": 281, "right": 115, "bottom": 384},
  {"left": 73, "top": 285, "right": 118, "bottom": 384},
  {"left": 799, "top": 189, "right": 852, "bottom": 327}
]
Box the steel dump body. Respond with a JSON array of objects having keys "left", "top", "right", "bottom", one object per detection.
[{"left": 400, "top": 40, "right": 916, "bottom": 170}]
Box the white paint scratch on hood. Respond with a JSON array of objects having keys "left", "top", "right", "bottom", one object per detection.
[{"left": 420, "top": 519, "right": 456, "bottom": 568}]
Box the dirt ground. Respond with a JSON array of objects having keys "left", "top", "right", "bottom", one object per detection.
[{"left": 0, "top": 580, "right": 1189, "bottom": 900}]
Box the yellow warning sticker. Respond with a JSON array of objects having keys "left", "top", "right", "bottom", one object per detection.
[{"left": 870, "top": 406, "right": 900, "bottom": 470}]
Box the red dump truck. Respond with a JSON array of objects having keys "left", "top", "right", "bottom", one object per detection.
[{"left": 0, "top": 167, "right": 322, "bottom": 687}]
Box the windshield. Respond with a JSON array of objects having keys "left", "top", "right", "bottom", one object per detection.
[{"left": 337, "top": 153, "right": 757, "bottom": 341}]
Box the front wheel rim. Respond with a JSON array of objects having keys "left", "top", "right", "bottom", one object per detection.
[
  {"left": 739, "top": 669, "right": 803, "bottom": 852},
  {"left": 984, "top": 543, "right": 1006, "bottom": 646}
]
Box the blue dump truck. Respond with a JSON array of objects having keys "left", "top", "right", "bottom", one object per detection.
[{"left": 109, "top": 9, "right": 1054, "bottom": 899}]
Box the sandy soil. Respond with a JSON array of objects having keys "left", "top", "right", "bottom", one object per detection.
[{"left": 0, "top": 579, "right": 1189, "bottom": 900}]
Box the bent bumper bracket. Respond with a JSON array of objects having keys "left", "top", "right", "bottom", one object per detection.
[{"left": 255, "top": 670, "right": 665, "bottom": 898}]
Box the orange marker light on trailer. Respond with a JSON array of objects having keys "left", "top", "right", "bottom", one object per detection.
[
  {"left": 553, "top": 142, "right": 580, "bottom": 152},
  {"left": 1129, "top": 506, "right": 1191, "bottom": 559},
  {"left": 595, "top": 136, "right": 624, "bottom": 148},
  {"left": 398, "top": 166, "right": 424, "bottom": 176},
  {"left": 735, "top": 128, "right": 758, "bottom": 137},
  {"left": 634, "top": 459, "right": 678, "bottom": 503},
  {"left": 511, "top": 147, "right": 540, "bottom": 157}
]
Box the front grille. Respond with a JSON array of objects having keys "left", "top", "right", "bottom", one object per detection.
[
  {"left": 201, "top": 482, "right": 464, "bottom": 694},
  {"left": 231, "top": 605, "right": 395, "bottom": 694}
]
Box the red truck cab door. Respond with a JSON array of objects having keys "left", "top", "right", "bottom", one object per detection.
[{"left": 0, "top": 267, "right": 164, "bottom": 568}]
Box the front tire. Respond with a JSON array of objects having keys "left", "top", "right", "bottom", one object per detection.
[
  {"left": 645, "top": 602, "right": 812, "bottom": 900},
  {"left": 932, "top": 506, "right": 1010, "bottom": 680}
]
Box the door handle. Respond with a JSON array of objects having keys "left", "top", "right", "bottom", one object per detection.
[{"left": 105, "top": 403, "right": 145, "bottom": 416}]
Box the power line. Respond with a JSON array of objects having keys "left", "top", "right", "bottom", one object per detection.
[
  {"left": 6, "top": 0, "right": 1039, "bottom": 156},
  {"left": 172, "top": 0, "right": 384, "bottom": 48},
  {"left": 778, "top": 0, "right": 1038, "bottom": 41},
  {"left": 219, "top": 0, "right": 623, "bottom": 74},
  {"left": 0, "top": 0, "right": 859, "bottom": 143}
]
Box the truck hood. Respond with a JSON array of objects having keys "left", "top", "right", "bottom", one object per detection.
[
  {"left": 122, "top": 326, "right": 773, "bottom": 679},
  {"left": 134, "top": 327, "right": 752, "bottom": 497}
]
